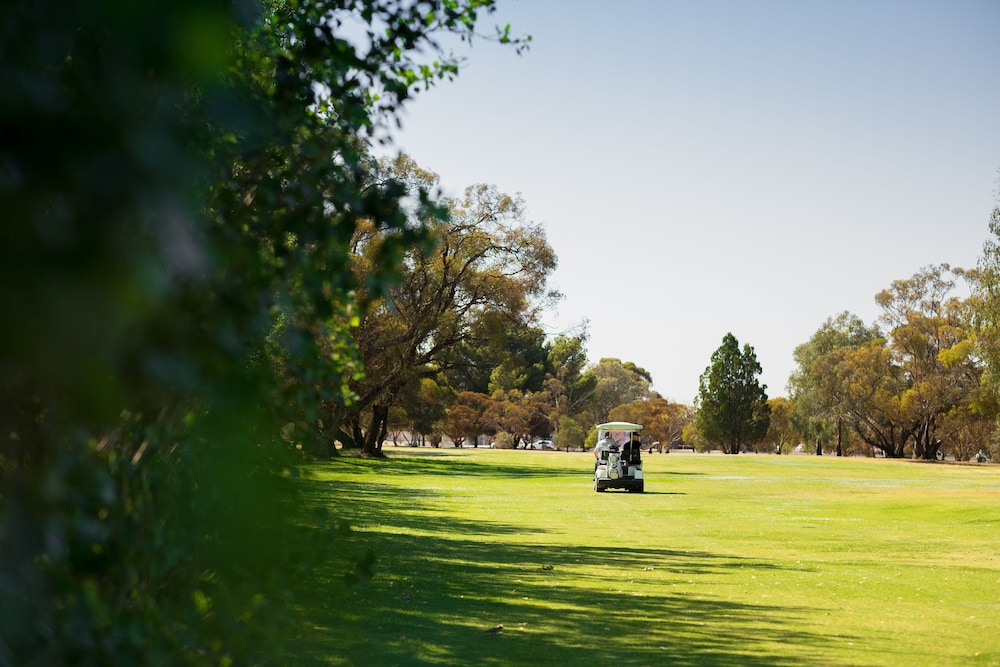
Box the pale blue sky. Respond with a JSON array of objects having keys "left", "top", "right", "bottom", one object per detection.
[{"left": 380, "top": 0, "right": 1000, "bottom": 403}]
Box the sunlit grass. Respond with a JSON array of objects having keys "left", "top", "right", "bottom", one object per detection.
[{"left": 286, "top": 449, "right": 1000, "bottom": 666}]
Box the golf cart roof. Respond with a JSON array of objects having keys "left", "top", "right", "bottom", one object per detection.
[{"left": 597, "top": 422, "right": 643, "bottom": 431}]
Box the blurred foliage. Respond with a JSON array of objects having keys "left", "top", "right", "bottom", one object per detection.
[{"left": 0, "top": 0, "right": 523, "bottom": 664}]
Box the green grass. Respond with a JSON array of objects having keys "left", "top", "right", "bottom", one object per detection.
[{"left": 284, "top": 449, "right": 1000, "bottom": 666}]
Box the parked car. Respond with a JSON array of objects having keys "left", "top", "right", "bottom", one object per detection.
[{"left": 527, "top": 439, "right": 555, "bottom": 450}]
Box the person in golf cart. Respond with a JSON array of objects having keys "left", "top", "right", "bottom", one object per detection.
[
  {"left": 594, "top": 432, "right": 615, "bottom": 467},
  {"left": 622, "top": 432, "right": 641, "bottom": 460}
]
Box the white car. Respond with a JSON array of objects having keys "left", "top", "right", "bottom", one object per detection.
[{"left": 527, "top": 439, "right": 555, "bottom": 450}]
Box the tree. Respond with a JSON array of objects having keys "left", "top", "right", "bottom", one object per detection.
[
  {"left": 763, "top": 397, "right": 799, "bottom": 454},
  {"left": 792, "top": 269, "right": 983, "bottom": 460},
  {"left": 400, "top": 377, "right": 454, "bottom": 446},
  {"left": 788, "top": 312, "right": 880, "bottom": 455},
  {"left": 876, "top": 265, "right": 979, "bottom": 460},
  {"left": 696, "top": 333, "right": 770, "bottom": 454},
  {"left": 682, "top": 421, "right": 711, "bottom": 452},
  {"left": 440, "top": 313, "right": 548, "bottom": 394},
  {"left": 557, "top": 415, "right": 585, "bottom": 451},
  {"left": 334, "top": 169, "right": 558, "bottom": 457},
  {"left": 547, "top": 333, "right": 597, "bottom": 414},
  {"left": 970, "top": 195, "right": 1000, "bottom": 396},
  {"left": 609, "top": 397, "right": 694, "bottom": 450},
  {"left": 938, "top": 402, "right": 997, "bottom": 461},
  {"left": 445, "top": 391, "right": 493, "bottom": 447},
  {"left": 588, "top": 358, "right": 652, "bottom": 422},
  {"left": 1, "top": 1, "right": 527, "bottom": 663},
  {"left": 811, "top": 340, "right": 911, "bottom": 458},
  {"left": 485, "top": 389, "right": 534, "bottom": 447}
]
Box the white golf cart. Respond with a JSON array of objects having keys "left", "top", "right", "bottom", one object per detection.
[{"left": 593, "top": 421, "right": 644, "bottom": 493}]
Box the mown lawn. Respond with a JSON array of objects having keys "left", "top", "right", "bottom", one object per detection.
[{"left": 284, "top": 449, "right": 1000, "bottom": 666}]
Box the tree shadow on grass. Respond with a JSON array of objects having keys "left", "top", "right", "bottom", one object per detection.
[
  {"left": 321, "top": 453, "right": 590, "bottom": 480},
  {"left": 297, "top": 478, "right": 551, "bottom": 538},
  {"left": 279, "top": 459, "right": 854, "bottom": 667},
  {"left": 281, "top": 530, "right": 842, "bottom": 667}
]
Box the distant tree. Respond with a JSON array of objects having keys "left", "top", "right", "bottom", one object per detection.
[
  {"left": 446, "top": 391, "right": 493, "bottom": 447},
  {"left": 788, "top": 312, "right": 880, "bottom": 456},
  {"left": 682, "top": 421, "right": 711, "bottom": 452},
  {"left": 970, "top": 195, "right": 1000, "bottom": 397},
  {"left": 764, "top": 397, "right": 799, "bottom": 454},
  {"left": 937, "top": 403, "right": 997, "bottom": 461},
  {"left": 547, "top": 333, "right": 598, "bottom": 415},
  {"left": 557, "top": 415, "right": 585, "bottom": 451},
  {"left": 486, "top": 389, "right": 533, "bottom": 447},
  {"left": 401, "top": 377, "right": 453, "bottom": 446},
  {"left": 609, "top": 398, "right": 694, "bottom": 450},
  {"left": 696, "top": 333, "right": 770, "bottom": 454},
  {"left": 876, "top": 264, "right": 980, "bottom": 460},
  {"left": 588, "top": 358, "right": 652, "bottom": 422},
  {"left": 523, "top": 389, "right": 556, "bottom": 440},
  {"left": 811, "top": 340, "right": 910, "bottom": 458}
]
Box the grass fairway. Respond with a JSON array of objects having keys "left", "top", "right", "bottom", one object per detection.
[{"left": 288, "top": 449, "right": 1000, "bottom": 666}]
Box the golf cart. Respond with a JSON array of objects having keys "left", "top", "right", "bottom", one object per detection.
[{"left": 593, "top": 421, "right": 644, "bottom": 493}]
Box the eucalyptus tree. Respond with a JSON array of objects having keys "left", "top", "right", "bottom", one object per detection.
[
  {"left": 763, "top": 397, "right": 799, "bottom": 454},
  {"left": 810, "top": 340, "right": 911, "bottom": 457},
  {"left": 610, "top": 397, "right": 694, "bottom": 449},
  {"left": 798, "top": 267, "right": 981, "bottom": 459},
  {"left": 970, "top": 200, "right": 1000, "bottom": 396},
  {"left": 695, "top": 333, "right": 770, "bottom": 454},
  {"left": 445, "top": 391, "right": 494, "bottom": 447},
  {"left": 876, "top": 264, "right": 980, "bottom": 459},
  {"left": 536, "top": 332, "right": 597, "bottom": 438},
  {"left": 334, "top": 165, "right": 559, "bottom": 456},
  {"left": 967, "top": 196, "right": 1000, "bottom": 460},
  {"left": 788, "top": 312, "right": 880, "bottom": 455},
  {"left": 588, "top": 358, "right": 653, "bottom": 423}
]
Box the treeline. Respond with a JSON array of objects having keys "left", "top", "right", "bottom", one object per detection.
[
  {"left": 366, "top": 361, "right": 696, "bottom": 453},
  {"left": 773, "top": 260, "right": 1000, "bottom": 461},
  {"left": 387, "top": 255, "right": 1000, "bottom": 464},
  {"left": 690, "top": 257, "right": 1000, "bottom": 461}
]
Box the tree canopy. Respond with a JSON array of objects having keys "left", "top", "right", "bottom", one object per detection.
[
  {"left": 328, "top": 158, "right": 559, "bottom": 456},
  {"left": 695, "top": 333, "right": 770, "bottom": 454}
]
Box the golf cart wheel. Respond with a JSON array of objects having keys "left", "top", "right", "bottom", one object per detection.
[{"left": 594, "top": 479, "right": 605, "bottom": 492}]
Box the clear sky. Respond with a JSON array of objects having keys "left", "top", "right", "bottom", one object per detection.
[{"left": 379, "top": 0, "right": 1000, "bottom": 404}]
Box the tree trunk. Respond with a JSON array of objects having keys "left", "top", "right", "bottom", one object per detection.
[
  {"left": 913, "top": 422, "right": 940, "bottom": 460},
  {"left": 362, "top": 404, "right": 389, "bottom": 457},
  {"left": 835, "top": 418, "right": 843, "bottom": 457}
]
